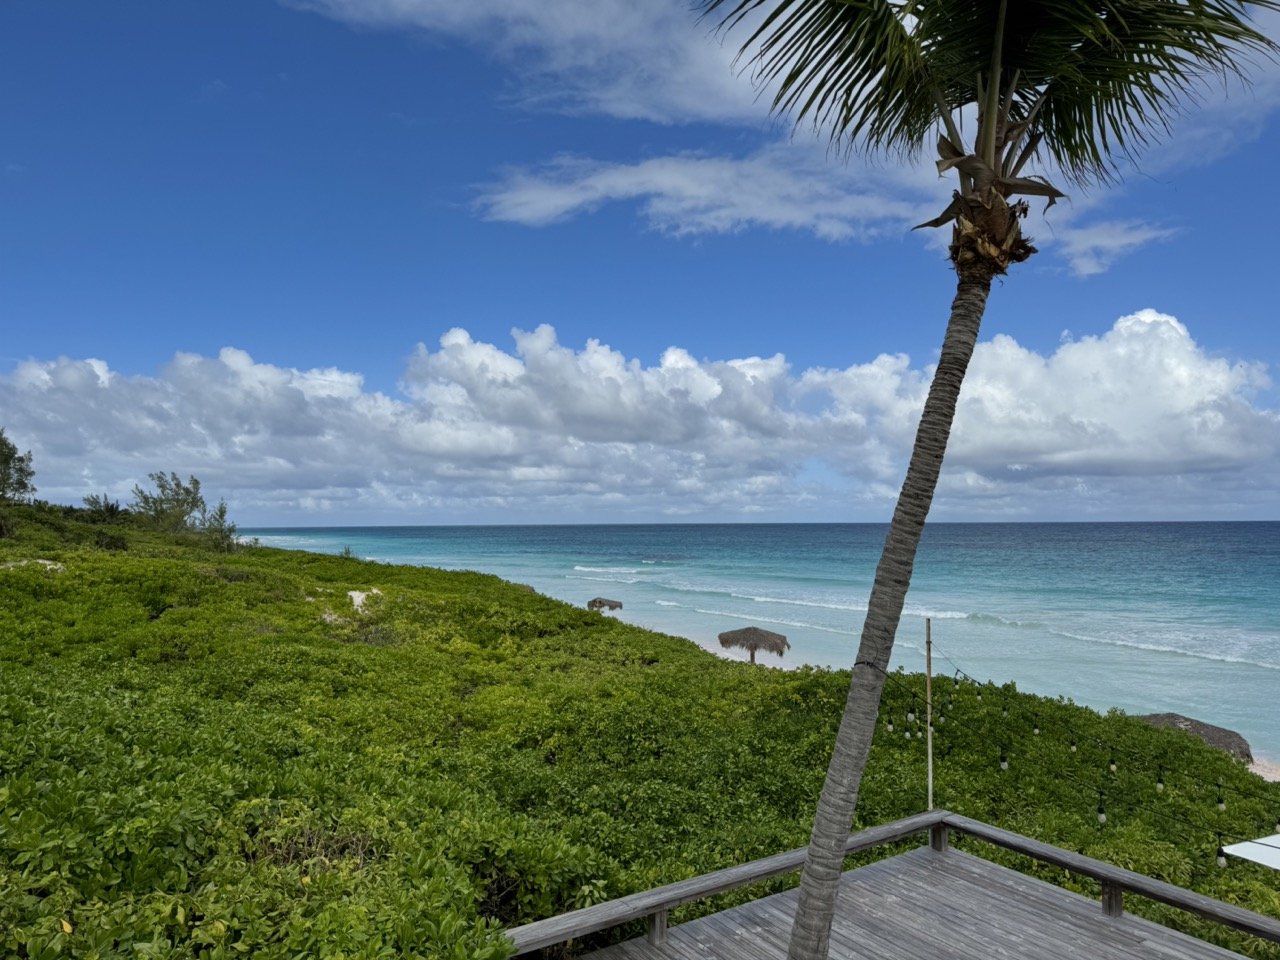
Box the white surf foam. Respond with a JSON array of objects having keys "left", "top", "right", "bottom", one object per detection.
[
  {"left": 692, "top": 607, "right": 850, "bottom": 636},
  {"left": 1046, "top": 628, "right": 1280, "bottom": 672}
]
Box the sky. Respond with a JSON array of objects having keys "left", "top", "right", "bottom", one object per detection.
[{"left": 2, "top": 1, "right": 1280, "bottom": 525}]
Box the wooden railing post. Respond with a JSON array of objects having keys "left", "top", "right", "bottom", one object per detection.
[
  {"left": 1102, "top": 882, "right": 1124, "bottom": 918},
  {"left": 646, "top": 909, "right": 668, "bottom": 944},
  {"left": 930, "top": 822, "right": 949, "bottom": 852}
]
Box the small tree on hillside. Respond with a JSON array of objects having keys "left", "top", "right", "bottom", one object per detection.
[
  {"left": 129, "top": 471, "right": 240, "bottom": 550},
  {"left": 82, "top": 493, "right": 126, "bottom": 523},
  {"left": 0, "top": 428, "right": 36, "bottom": 504},
  {"left": 200, "top": 498, "right": 238, "bottom": 553},
  {"left": 130, "top": 472, "right": 205, "bottom": 531}
]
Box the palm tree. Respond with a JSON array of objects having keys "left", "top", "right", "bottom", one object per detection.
[{"left": 695, "top": 2, "right": 1279, "bottom": 957}]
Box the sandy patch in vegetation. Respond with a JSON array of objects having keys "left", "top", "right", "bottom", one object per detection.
[
  {"left": 0, "top": 559, "right": 64, "bottom": 572},
  {"left": 347, "top": 588, "right": 381, "bottom": 612}
]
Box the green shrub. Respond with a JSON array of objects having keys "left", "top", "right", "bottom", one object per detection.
[{"left": 0, "top": 512, "right": 1276, "bottom": 958}]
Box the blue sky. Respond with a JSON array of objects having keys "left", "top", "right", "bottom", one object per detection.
[{"left": 3, "top": 1, "right": 1280, "bottom": 524}]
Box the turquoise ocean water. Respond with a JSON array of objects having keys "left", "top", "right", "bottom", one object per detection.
[{"left": 242, "top": 523, "right": 1280, "bottom": 763}]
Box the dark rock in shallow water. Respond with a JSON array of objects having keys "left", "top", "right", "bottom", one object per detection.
[{"left": 1137, "top": 713, "right": 1253, "bottom": 763}]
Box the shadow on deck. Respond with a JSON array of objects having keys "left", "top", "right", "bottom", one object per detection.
[{"left": 506, "top": 811, "right": 1280, "bottom": 959}]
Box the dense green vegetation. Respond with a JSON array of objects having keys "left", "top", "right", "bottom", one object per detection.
[{"left": 2, "top": 503, "right": 1278, "bottom": 959}]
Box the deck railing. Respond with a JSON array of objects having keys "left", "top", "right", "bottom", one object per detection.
[{"left": 504, "top": 808, "right": 1280, "bottom": 956}]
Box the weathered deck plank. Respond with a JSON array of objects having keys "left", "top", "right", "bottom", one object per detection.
[
  {"left": 508, "top": 811, "right": 945, "bottom": 953},
  {"left": 580, "top": 847, "right": 1251, "bottom": 960}
]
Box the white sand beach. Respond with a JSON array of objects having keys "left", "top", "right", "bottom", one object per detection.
[{"left": 1251, "top": 758, "right": 1280, "bottom": 783}]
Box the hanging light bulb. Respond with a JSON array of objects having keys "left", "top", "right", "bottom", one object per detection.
[
  {"left": 906, "top": 699, "right": 916, "bottom": 724},
  {"left": 999, "top": 749, "right": 1008, "bottom": 771},
  {"left": 1096, "top": 791, "right": 1106, "bottom": 825},
  {"left": 938, "top": 713, "right": 945, "bottom": 725},
  {"left": 1069, "top": 739, "right": 1077, "bottom": 753},
  {"left": 916, "top": 727, "right": 923, "bottom": 739},
  {"left": 1156, "top": 767, "right": 1165, "bottom": 793},
  {"left": 976, "top": 688, "right": 983, "bottom": 702},
  {"left": 1274, "top": 814, "right": 1280, "bottom": 834},
  {"left": 1001, "top": 704, "right": 1008, "bottom": 718},
  {"left": 1216, "top": 782, "right": 1226, "bottom": 813},
  {"left": 1108, "top": 753, "right": 1117, "bottom": 774},
  {"left": 886, "top": 718, "right": 895, "bottom": 733},
  {"left": 1216, "top": 835, "right": 1227, "bottom": 869},
  {"left": 1032, "top": 716, "right": 1040, "bottom": 736}
]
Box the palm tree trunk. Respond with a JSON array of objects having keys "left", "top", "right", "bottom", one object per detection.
[{"left": 786, "top": 273, "right": 993, "bottom": 960}]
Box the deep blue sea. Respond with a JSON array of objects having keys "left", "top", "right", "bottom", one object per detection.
[{"left": 242, "top": 523, "right": 1280, "bottom": 764}]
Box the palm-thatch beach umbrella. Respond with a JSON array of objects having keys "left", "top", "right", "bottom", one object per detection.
[{"left": 719, "top": 626, "right": 789, "bottom": 665}]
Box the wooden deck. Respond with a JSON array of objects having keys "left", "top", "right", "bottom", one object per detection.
[
  {"left": 581, "top": 846, "right": 1247, "bottom": 960},
  {"left": 506, "top": 812, "right": 1280, "bottom": 958}
]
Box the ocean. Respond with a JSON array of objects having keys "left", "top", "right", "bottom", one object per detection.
[{"left": 242, "top": 522, "right": 1280, "bottom": 764}]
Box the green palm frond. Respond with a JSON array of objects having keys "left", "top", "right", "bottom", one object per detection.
[
  {"left": 721, "top": 0, "right": 940, "bottom": 156},
  {"left": 702, "top": 0, "right": 1280, "bottom": 188},
  {"left": 1026, "top": 1, "right": 1280, "bottom": 183}
]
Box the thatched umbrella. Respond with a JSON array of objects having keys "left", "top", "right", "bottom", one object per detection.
[{"left": 718, "top": 626, "right": 789, "bottom": 665}]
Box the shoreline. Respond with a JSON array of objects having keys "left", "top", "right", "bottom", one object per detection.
[
  {"left": 1251, "top": 757, "right": 1280, "bottom": 783},
  {"left": 609, "top": 608, "right": 1280, "bottom": 783},
  {"left": 247, "top": 530, "right": 1280, "bottom": 762}
]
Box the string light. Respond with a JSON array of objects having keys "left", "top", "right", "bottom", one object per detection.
[
  {"left": 1055, "top": 765, "right": 1256, "bottom": 870},
  {"left": 904, "top": 638, "right": 1280, "bottom": 857}
]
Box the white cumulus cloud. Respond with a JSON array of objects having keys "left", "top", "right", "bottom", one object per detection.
[
  {"left": 3, "top": 310, "right": 1277, "bottom": 522},
  {"left": 477, "top": 142, "right": 1195, "bottom": 274},
  {"left": 1054, "top": 220, "right": 1180, "bottom": 277},
  {"left": 285, "top": 0, "right": 761, "bottom": 123},
  {"left": 478, "top": 146, "right": 940, "bottom": 241},
  {"left": 954, "top": 310, "right": 1277, "bottom": 475}
]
